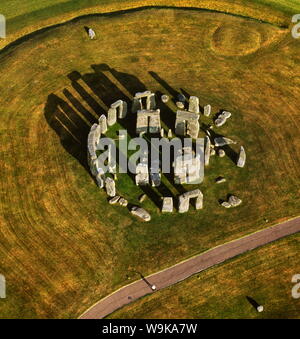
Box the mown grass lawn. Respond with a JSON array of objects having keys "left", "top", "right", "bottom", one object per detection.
[
  {"left": 109, "top": 233, "right": 300, "bottom": 319},
  {"left": 0, "top": 4, "right": 299, "bottom": 318}
]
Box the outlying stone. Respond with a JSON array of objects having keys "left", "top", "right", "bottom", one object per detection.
[
  {"left": 214, "top": 137, "right": 237, "bottom": 147},
  {"left": 215, "top": 177, "right": 226, "bottom": 184},
  {"left": 228, "top": 195, "right": 242, "bottom": 207},
  {"left": 237, "top": 146, "right": 246, "bottom": 168},
  {"left": 162, "top": 197, "right": 173, "bottom": 213},
  {"left": 215, "top": 111, "right": 232, "bottom": 127},
  {"left": 221, "top": 195, "right": 242, "bottom": 208},
  {"left": 131, "top": 206, "right": 151, "bottom": 221}
]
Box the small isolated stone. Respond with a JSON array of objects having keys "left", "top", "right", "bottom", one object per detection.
[
  {"left": 176, "top": 101, "right": 185, "bottom": 109},
  {"left": 131, "top": 206, "right": 151, "bottom": 222},
  {"left": 257, "top": 305, "right": 264, "bottom": 313},
  {"left": 221, "top": 201, "right": 231, "bottom": 208},
  {"left": 139, "top": 194, "right": 147, "bottom": 203},
  {"left": 161, "top": 94, "right": 169, "bottom": 103},
  {"left": 228, "top": 195, "right": 242, "bottom": 207},
  {"left": 216, "top": 177, "right": 226, "bottom": 184},
  {"left": 210, "top": 149, "right": 216, "bottom": 156},
  {"left": 119, "top": 198, "right": 128, "bottom": 207},
  {"left": 168, "top": 129, "right": 173, "bottom": 138},
  {"left": 109, "top": 196, "right": 120, "bottom": 205},
  {"left": 218, "top": 149, "right": 226, "bottom": 157},
  {"left": 160, "top": 128, "right": 164, "bottom": 138}
]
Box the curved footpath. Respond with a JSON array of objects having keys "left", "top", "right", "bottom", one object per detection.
[{"left": 80, "top": 217, "right": 300, "bottom": 319}]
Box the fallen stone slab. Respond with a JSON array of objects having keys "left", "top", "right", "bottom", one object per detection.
[
  {"left": 214, "top": 137, "right": 237, "bottom": 147},
  {"left": 131, "top": 207, "right": 151, "bottom": 222},
  {"left": 109, "top": 196, "right": 120, "bottom": 205}
]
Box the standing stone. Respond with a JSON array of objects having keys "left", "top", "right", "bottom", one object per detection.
[
  {"left": 177, "top": 93, "right": 186, "bottom": 102},
  {"left": 119, "top": 197, "right": 128, "bottom": 207},
  {"left": 107, "top": 107, "right": 117, "bottom": 126},
  {"left": 139, "top": 194, "right": 147, "bottom": 203},
  {"left": 160, "top": 128, "right": 165, "bottom": 138},
  {"left": 195, "top": 191, "right": 203, "bottom": 210},
  {"left": 205, "top": 136, "right": 211, "bottom": 166},
  {"left": 132, "top": 98, "right": 142, "bottom": 113},
  {"left": 105, "top": 177, "right": 116, "bottom": 197},
  {"left": 204, "top": 104, "right": 211, "bottom": 117},
  {"left": 96, "top": 173, "right": 105, "bottom": 188},
  {"left": 188, "top": 96, "right": 200, "bottom": 114},
  {"left": 178, "top": 195, "right": 189, "bottom": 213},
  {"left": 161, "top": 94, "right": 169, "bottom": 103},
  {"left": 162, "top": 197, "right": 173, "bottom": 213},
  {"left": 147, "top": 93, "right": 156, "bottom": 110},
  {"left": 98, "top": 114, "right": 108, "bottom": 134},
  {"left": 237, "top": 146, "right": 246, "bottom": 168},
  {"left": 168, "top": 129, "right": 173, "bottom": 138}
]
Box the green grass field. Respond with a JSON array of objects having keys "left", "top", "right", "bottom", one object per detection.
[
  {"left": 109, "top": 234, "right": 300, "bottom": 319},
  {"left": 0, "top": 1, "right": 299, "bottom": 318}
]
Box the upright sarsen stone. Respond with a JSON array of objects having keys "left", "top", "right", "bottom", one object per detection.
[
  {"left": 188, "top": 96, "right": 200, "bottom": 114},
  {"left": 237, "top": 146, "right": 246, "bottom": 168}
]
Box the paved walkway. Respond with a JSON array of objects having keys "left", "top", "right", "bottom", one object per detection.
[{"left": 80, "top": 217, "right": 300, "bottom": 319}]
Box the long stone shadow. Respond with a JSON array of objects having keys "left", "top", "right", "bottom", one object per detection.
[{"left": 44, "top": 63, "right": 178, "bottom": 208}]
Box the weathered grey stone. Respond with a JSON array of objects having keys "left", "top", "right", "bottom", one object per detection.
[
  {"left": 176, "top": 101, "right": 185, "bottom": 109},
  {"left": 257, "top": 305, "right": 264, "bottom": 313},
  {"left": 109, "top": 196, "right": 120, "bottom": 205},
  {"left": 228, "top": 195, "right": 242, "bottom": 207},
  {"left": 132, "top": 97, "right": 142, "bottom": 113},
  {"left": 0, "top": 274, "right": 5, "bottom": 299},
  {"left": 215, "top": 110, "right": 232, "bottom": 127},
  {"left": 131, "top": 206, "right": 151, "bottom": 221},
  {"left": 205, "top": 136, "right": 211, "bottom": 166},
  {"left": 168, "top": 129, "right": 173, "bottom": 138},
  {"left": 162, "top": 197, "right": 173, "bottom": 213},
  {"left": 160, "top": 128, "right": 165, "bottom": 138},
  {"left": 218, "top": 149, "right": 226, "bottom": 157},
  {"left": 175, "top": 110, "right": 200, "bottom": 139},
  {"left": 105, "top": 177, "right": 116, "bottom": 197},
  {"left": 188, "top": 96, "right": 200, "bottom": 114},
  {"left": 174, "top": 144, "right": 204, "bottom": 184},
  {"left": 119, "top": 197, "right": 128, "bottom": 207},
  {"left": 214, "top": 137, "right": 237, "bottom": 147},
  {"left": 216, "top": 177, "right": 226, "bottom": 184},
  {"left": 111, "top": 99, "right": 127, "bottom": 119},
  {"left": 96, "top": 173, "right": 105, "bottom": 188},
  {"left": 161, "top": 94, "right": 169, "bottom": 103},
  {"left": 136, "top": 109, "right": 161, "bottom": 134},
  {"left": 147, "top": 93, "right": 156, "bottom": 110},
  {"left": 237, "top": 146, "right": 246, "bottom": 168},
  {"left": 204, "top": 104, "right": 211, "bottom": 117},
  {"left": 139, "top": 194, "right": 147, "bottom": 203},
  {"left": 98, "top": 114, "right": 108, "bottom": 134},
  {"left": 178, "top": 189, "right": 203, "bottom": 213},
  {"left": 107, "top": 107, "right": 117, "bottom": 126},
  {"left": 135, "top": 160, "right": 149, "bottom": 186},
  {"left": 221, "top": 201, "right": 231, "bottom": 208}
]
